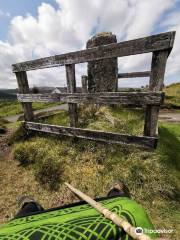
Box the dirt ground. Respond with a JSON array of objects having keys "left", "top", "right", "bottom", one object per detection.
[
  {"left": 0, "top": 130, "right": 11, "bottom": 158},
  {"left": 159, "top": 110, "right": 180, "bottom": 122}
]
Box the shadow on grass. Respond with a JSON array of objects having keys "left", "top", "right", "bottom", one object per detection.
[{"left": 158, "top": 126, "right": 180, "bottom": 171}]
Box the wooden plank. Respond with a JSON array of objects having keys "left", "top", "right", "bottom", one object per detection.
[
  {"left": 81, "top": 75, "right": 88, "bottom": 93},
  {"left": 144, "top": 50, "right": 169, "bottom": 137},
  {"left": 118, "top": 71, "right": 150, "bottom": 78},
  {"left": 12, "top": 32, "right": 175, "bottom": 72},
  {"left": 25, "top": 122, "right": 158, "bottom": 148},
  {"left": 66, "top": 64, "right": 78, "bottom": 127},
  {"left": 17, "top": 92, "right": 164, "bottom": 106},
  {"left": 15, "top": 71, "right": 34, "bottom": 121},
  {"left": 17, "top": 93, "right": 60, "bottom": 102},
  {"left": 149, "top": 50, "right": 169, "bottom": 91}
]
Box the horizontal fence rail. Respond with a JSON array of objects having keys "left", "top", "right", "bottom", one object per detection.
[
  {"left": 118, "top": 71, "right": 150, "bottom": 78},
  {"left": 12, "top": 32, "right": 175, "bottom": 72},
  {"left": 17, "top": 92, "right": 164, "bottom": 106},
  {"left": 25, "top": 122, "right": 157, "bottom": 148}
]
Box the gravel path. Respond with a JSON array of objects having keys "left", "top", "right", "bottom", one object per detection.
[{"left": 158, "top": 110, "right": 180, "bottom": 122}]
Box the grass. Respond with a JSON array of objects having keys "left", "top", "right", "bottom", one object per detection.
[
  {"left": 0, "top": 106, "right": 179, "bottom": 239},
  {"left": 39, "top": 110, "right": 69, "bottom": 126},
  {"left": 39, "top": 105, "right": 145, "bottom": 136},
  {"left": 0, "top": 101, "right": 59, "bottom": 118},
  {"left": 163, "top": 83, "right": 180, "bottom": 109},
  {"left": 0, "top": 118, "right": 8, "bottom": 134},
  {"left": 157, "top": 122, "right": 180, "bottom": 185}
]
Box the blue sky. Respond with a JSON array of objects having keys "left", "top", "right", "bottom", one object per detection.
[
  {"left": 0, "top": 0, "right": 179, "bottom": 88},
  {"left": 0, "top": 0, "right": 58, "bottom": 40}
]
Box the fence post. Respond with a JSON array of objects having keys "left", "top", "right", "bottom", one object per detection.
[
  {"left": 15, "top": 71, "right": 34, "bottom": 121},
  {"left": 81, "top": 75, "right": 88, "bottom": 93},
  {"left": 66, "top": 64, "right": 78, "bottom": 127},
  {"left": 144, "top": 50, "right": 169, "bottom": 137}
]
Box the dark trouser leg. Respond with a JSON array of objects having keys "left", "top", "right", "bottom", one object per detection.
[{"left": 14, "top": 202, "right": 44, "bottom": 219}]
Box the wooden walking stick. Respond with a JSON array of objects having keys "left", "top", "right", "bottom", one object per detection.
[{"left": 65, "top": 182, "right": 151, "bottom": 240}]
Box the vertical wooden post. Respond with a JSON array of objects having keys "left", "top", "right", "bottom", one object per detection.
[
  {"left": 66, "top": 64, "right": 78, "bottom": 127},
  {"left": 144, "top": 50, "right": 169, "bottom": 137},
  {"left": 15, "top": 71, "right": 34, "bottom": 121},
  {"left": 81, "top": 75, "right": 88, "bottom": 93}
]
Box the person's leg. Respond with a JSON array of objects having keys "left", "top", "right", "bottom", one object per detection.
[
  {"left": 14, "top": 196, "right": 44, "bottom": 218},
  {"left": 107, "top": 181, "right": 131, "bottom": 198}
]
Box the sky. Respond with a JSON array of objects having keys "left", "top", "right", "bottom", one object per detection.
[{"left": 0, "top": 0, "right": 180, "bottom": 89}]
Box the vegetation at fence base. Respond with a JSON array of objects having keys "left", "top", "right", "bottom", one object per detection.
[
  {"left": 163, "top": 83, "right": 180, "bottom": 109},
  {"left": 39, "top": 110, "right": 69, "bottom": 126},
  {"left": 39, "top": 106, "right": 145, "bottom": 136},
  {"left": 84, "top": 106, "right": 144, "bottom": 136},
  {"left": 0, "top": 101, "right": 59, "bottom": 118}
]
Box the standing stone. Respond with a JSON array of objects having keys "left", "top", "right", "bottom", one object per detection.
[{"left": 86, "top": 32, "right": 118, "bottom": 93}]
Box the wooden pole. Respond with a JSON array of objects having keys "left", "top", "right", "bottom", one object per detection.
[
  {"left": 66, "top": 64, "right": 78, "bottom": 127},
  {"left": 144, "top": 50, "right": 169, "bottom": 137},
  {"left": 65, "top": 182, "right": 151, "bottom": 240},
  {"left": 15, "top": 71, "right": 34, "bottom": 121}
]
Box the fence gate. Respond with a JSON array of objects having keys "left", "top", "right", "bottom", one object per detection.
[{"left": 13, "top": 31, "right": 175, "bottom": 149}]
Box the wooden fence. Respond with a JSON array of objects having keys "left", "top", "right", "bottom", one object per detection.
[{"left": 13, "top": 31, "right": 175, "bottom": 149}]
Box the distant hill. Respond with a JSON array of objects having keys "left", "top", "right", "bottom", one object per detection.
[
  {"left": 0, "top": 90, "right": 16, "bottom": 100},
  {"left": 0, "top": 87, "right": 53, "bottom": 100},
  {"left": 164, "top": 82, "right": 180, "bottom": 96},
  {"left": 163, "top": 83, "right": 180, "bottom": 108}
]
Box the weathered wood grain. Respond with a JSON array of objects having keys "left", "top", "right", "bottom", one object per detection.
[
  {"left": 144, "top": 50, "right": 169, "bottom": 137},
  {"left": 15, "top": 71, "right": 34, "bottom": 121},
  {"left": 12, "top": 32, "right": 175, "bottom": 72},
  {"left": 118, "top": 71, "right": 150, "bottom": 78},
  {"left": 17, "top": 92, "right": 164, "bottom": 106},
  {"left": 18, "top": 93, "right": 60, "bottom": 102},
  {"left": 25, "top": 122, "right": 158, "bottom": 148},
  {"left": 149, "top": 50, "right": 169, "bottom": 91},
  {"left": 66, "top": 64, "right": 78, "bottom": 127}
]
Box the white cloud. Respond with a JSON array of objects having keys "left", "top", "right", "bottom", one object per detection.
[
  {"left": 0, "top": 0, "right": 179, "bottom": 89},
  {"left": 161, "top": 11, "right": 180, "bottom": 84}
]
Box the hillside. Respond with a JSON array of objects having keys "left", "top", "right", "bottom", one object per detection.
[
  {"left": 0, "top": 105, "right": 179, "bottom": 239},
  {"left": 0, "top": 84, "right": 179, "bottom": 239},
  {"left": 163, "top": 83, "right": 180, "bottom": 108},
  {"left": 0, "top": 90, "right": 16, "bottom": 100}
]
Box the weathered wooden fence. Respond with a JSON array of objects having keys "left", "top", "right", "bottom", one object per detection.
[{"left": 13, "top": 31, "right": 175, "bottom": 148}]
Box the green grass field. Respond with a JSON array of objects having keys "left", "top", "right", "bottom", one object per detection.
[
  {"left": 1, "top": 105, "right": 177, "bottom": 239},
  {"left": 164, "top": 83, "right": 180, "bottom": 108},
  {"left": 0, "top": 93, "right": 180, "bottom": 239},
  {"left": 0, "top": 101, "right": 58, "bottom": 118}
]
